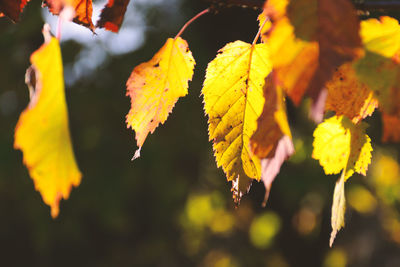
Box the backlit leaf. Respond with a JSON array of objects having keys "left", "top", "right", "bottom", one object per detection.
[
  {"left": 0, "top": 0, "right": 29, "bottom": 22},
  {"left": 261, "top": 0, "right": 362, "bottom": 105},
  {"left": 325, "top": 63, "right": 378, "bottom": 123},
  {"left": 312, "top": 115, "right": 372, "bottom": 180},
  {"left": 14, "top": 26, "right": 82, "bottom": 218},
  {"left": 126, "top": 37, "right": 195, "bottom": 157},
  {"left": 330, "top": 171, "right": 346, "bottom": 247},
  {"left": 44, "top": 0, "right": 94, "bottom": 30},
  {"left": 97, "top": 0, "right": 130, "bottom": 32},
  {"left": 250, "top": 73, "right": 294, "bottom": 203},
  {"left": 202, "top": 40, "right": 272, "bottom": 203}
]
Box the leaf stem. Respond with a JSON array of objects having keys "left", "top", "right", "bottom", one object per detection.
[
  {"left": 56, "top": 17, "right": 62, "bottom": 40},
  {"left": 252, "top": 16, "right": 268, "bottom": 45},
  {"left": 175, "top": 9, "right": 210, "bottom": 39}
]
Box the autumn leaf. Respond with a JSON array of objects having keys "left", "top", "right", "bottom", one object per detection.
[
  {"left": 202, "top": 40, "right": 272, "bottom": 203},
  {"left": 14, "top": 25, "right": 82, "bottom": 218},
  {"left": 126, "top": 37, "right": 195, "bottom": 158},
  {"left": 97, "top": 0, "right": 130, "bottom": 32},
  {"left": 382, "top": 113, "right": 400, "bottom": 142},
  {"left": 44, "top": 0, "right": 94, "bottom": 30},
  {"left": 325, "top": 63, "right": 378, "bottom": 123},
  {"left": 261, "top": 0, "right": 362, "bottom": 105},
  {"left": 250, "top": 73, "right": 294, "bottom": 203},
  {"left": 325, "top": 17, "right": 400, "bottom": 140},
  {"left": 330, "top": 171, "right": 346, "bottom": 247},
  {"left": 312, "top": 115, "right": 372, "bottom": 180},
  {"left": 0, "top": 0, "right": 29, "bottom": 22}
]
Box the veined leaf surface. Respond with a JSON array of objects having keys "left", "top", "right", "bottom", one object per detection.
[
  {"left": 126, "top": 37, "right": 195, "bottom": 157},
  {"left": 202, "top": 40, "right": 272, "bottom": 203},
  {"left": 14, "top": 27, "right": 82, "bottom": 218},
  {"left": 312, "top": 115, "right": 372, "bottom": 180}
]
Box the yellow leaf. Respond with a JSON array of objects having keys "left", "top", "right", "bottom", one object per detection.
[
  {"left": 126, "top": 37, "right": 195, "bottom": 157},
  {"left": 202, "top": 40, "right": 272, "bottom": 202},
  {"left": 312, "top": 115, "right": 372, "bottom": 180},
  {"left": 360, "top": 16, "right": 400, "bottom": 58},
  {"left": 330, "top": 171, "right": 346, "bottom": 247},
  {"left": 14, "top": 27, "right": 82, "bottom": 218}
]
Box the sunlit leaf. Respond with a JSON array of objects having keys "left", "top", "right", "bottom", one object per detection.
[
  {"left": 202, "top": 40, "right": 272, "bottom": 203},
  {"left": 97, "top": 0, "right": 130, "bottom": 32},
  {"left": 312, "top": 115, "right": 372, "bottom": 180},
  {"left": 44, "top": 0, "right": 94, "bottom": 30},
  {"left": 14, "top": 26, "right": 82, "bottom": 218},
  {"left": 325, "top": 63, "right": 378, "bottom": 123},
  {"left": 126, "top": 37, "right": 195, "bottom": 158},
  {"left": 330, "top": 171, "right": 346, "bottom": 247},
  {"left": 261, "top": 0, "right": 362, "bottom": 105},
  {"left": 250, "top": 73, "right": 294, "bottom": 204}
]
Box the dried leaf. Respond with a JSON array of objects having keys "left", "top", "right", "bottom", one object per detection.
[
  {"left": 261, "top": 0, "right": 362, "bottom": 105},
  {"left": 0, "top": 0, "right": 29, "bottom": 22},
  {"left": 202, "top": 40, "right": 272, "bottom": 203},
  {"left": 44, "top": 0, "right": 94, "bottom": 30},
  {"left": 126, "top": 37, "right": 195, "bottom": 155},
  {"left": 97, "top": 0, "right": 130, "bottom": 32},
  {"left": 14, "top": 26, "right": 82, "bottom": 218},
  {"left": 382, "top": 113, "right": 400, "bottom": 142}
]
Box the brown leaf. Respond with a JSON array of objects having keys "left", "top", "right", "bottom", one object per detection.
[
  {"left": 0, "top": 0, "right": 29, "bottom": 22},
  {"left": 97, "top": 0, "right": 130, "bottom": 33},
  {"left": 262, "top": 0, "right": 362, "bottom": 105}
]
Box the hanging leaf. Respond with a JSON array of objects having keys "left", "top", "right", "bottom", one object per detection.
[
  {"left": 0, "top": 0, "right": 29, "bottom": 22},
  {"left": 330, "top": 171, "right": 346, "bottom": 247},
  {"left": 382, "top": 113, "right": 400, "bottom": 142},
  {"left": 14, "top": 26, "right": 82, "bottom": 218},
  {"left": 250, "top": 73, "right": 294, "bottom": 203},
  {"left": 126, "top": 37, "right": 195, "bottom": 158},
  {"left": 97, "top": 0, "right": 130, "bottom": 32},
  {"left": 260, "top": 0, "right": 362, "bottom": 105},
  {"left": 202, "top": 40, "right": 272, "bottom": 203},
  {"left": 312, "top": 115, "right": 372, "bottom": 180},
  {"left": 44, "top": 0, "right": 94, "bottom": 30},
  {"left": 325, "top": 63, "right": 378, "bottom": 123}
]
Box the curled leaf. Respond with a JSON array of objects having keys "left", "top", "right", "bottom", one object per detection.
[{"left": 14, "top": 26, "right": 82, "bottom": 218}]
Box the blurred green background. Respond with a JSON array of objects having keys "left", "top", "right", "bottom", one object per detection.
[{"left": 1, "top": 0, "right": 400, "bottom": 266}]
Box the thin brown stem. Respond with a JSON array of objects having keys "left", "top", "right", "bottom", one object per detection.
[
  {"left": 252, "top": 16, "right": 268, "bottom": 45},
  {"left": 175, "top": 9, "right": 210, "bottom": 39}
]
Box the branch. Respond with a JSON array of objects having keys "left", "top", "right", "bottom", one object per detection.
[{"left": 204, "top": 0, "right": 400, "bottom": 11}]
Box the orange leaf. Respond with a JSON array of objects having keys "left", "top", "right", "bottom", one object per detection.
[
  {"left": 325, "top": 63, "right": 378, "bottom": 123},
  {"left": 14, "top": 26, "right": 82, "bottom": 218},
  {"left": 97, "top": 0, "right": 130, "bottom": 33},
  {"left": 44, "top": 0, "right": 94, "bottom": 30},
  {"left": 382, "top": 113, "right": 400, "bottom": 142},
  {"left": 261, "top": 0, "right": 362, "bottom": 105},
  {"left": 0, "top": 0, "right": 29, "bottom": 22},
  {"left": 126, "top": 37, "right": 195, "bottom": 157},
  {"left": 250, "top": 73, "right": 293, "bottom": 204}
]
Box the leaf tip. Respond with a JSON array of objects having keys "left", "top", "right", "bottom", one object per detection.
[{"left": 131, "top": 147, "right": 141, "bottom": 161}]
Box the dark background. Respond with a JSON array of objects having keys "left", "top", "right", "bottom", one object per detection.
[{"left": 1, "top": 0, "right": 400, "bottom": 266}]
